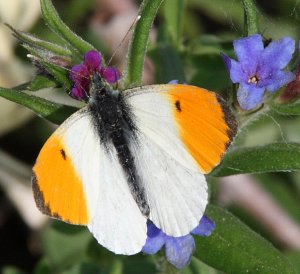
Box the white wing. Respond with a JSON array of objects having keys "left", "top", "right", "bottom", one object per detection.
[
  {"left": 33, "top": 108, "right": 147, "bottom": 255},
  {"left": 124, "top": 85, "right": 209, "bottom": 236}
]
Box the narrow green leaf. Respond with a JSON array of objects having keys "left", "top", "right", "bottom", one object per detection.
[
  {"left": 28, "top": 75, "right": 58, "bottom": 91},
  {"left": 41, "top": 61, "right": 72, "bottom": 90},
  {"left": 211, "top": 143, "right": 300, "bottom": 177},
  {"left": 22, "top": 44, "right": 72, "bottom": 90},
  {"left": 271, "top": 101, "right": 300, "bottom": 115},
  {"left": 0, "top": 87, "right": 78, "bottom": 124},
  {"left": 242, "top": 0, "right": 259, "bottom": 35},
  {"left": 124, "top": 0, "right": 165, "bottom": 87},
  {"left": 40, "top": 0, "right": 94, "bottom": 56},
  {"left": 195, "top": 205, "right": 297, "bottom": 274},
  {"left": 163, "top": 0, "right": 185, "bottom": 48},
  {"left": 6, "top": 24, "right": 72, "bottom": 57}
]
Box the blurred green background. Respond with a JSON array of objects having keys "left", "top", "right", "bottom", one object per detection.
[{"left": 1, "top": 0, "right": 300, "bottom": 273}]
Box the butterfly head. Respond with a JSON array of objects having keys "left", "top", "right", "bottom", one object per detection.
[{"left": 69, "top": 50, "right": 121, "bottom": 101}]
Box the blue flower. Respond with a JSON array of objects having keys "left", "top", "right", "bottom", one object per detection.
[
  {"left": 142, "top": 216, "right": 216, "bottom": 269},
  {"left": 222, "top": 34, "right": 295, "bottom": 110}
]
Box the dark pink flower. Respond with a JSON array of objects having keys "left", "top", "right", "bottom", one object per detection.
[{"left": 69, "top": 50, "right": 121, "bottom": 100}]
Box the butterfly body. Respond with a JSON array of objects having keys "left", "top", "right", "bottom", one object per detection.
[
  {"left": 89, "top": 74, "right": 150, "bottom": 216},
  {"left": 32, "top": 75, "right": 237, "bottom": 254}
]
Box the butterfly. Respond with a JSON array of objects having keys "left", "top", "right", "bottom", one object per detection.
[{"left": 32, "top": 73, "right": 237, "bottom": 255}]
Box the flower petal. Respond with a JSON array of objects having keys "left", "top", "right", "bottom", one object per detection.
[
  {"left": 192, "top": 216, "right": 216, "bottom": 237},
  {"left": 70, "top": 86, "right": 86, "bottom": 100},
  {"left": 84, "top": 50, "right": 102, "bottom": 71},
  {"left": 102, "top": 67, "right": 121, "bottom": 84},
  {"left": 261, "top": 71, "right": 295, "bottom": 93},
  {"left": 165, "top": 235, "right": 195, "bottom": 269},
  {"left": 234, "top": 34, "right": 264, "bottom": 75},
  {"left": 229, "top": 59, "right": 248, "bottom": 83},
  {"left": 142, "top": 222, "right": 166, "bottom": 255},
  {"left": 70, "top": 64, "right": 89, "bottom": 84},
  {"left": 168, "top": 79, "right": 179, "bottom": 84},
  {"left": 221, "top": 52, "right": 232, "bottom": 72},
  {"left": 237, "top": 83, "right": 265, "bottom": 110},
  {"left": 259, "top": 37, "right": 295, "bottom": 71}
]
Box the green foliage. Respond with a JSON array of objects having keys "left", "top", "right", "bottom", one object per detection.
[
  {"left": 212, "top": 143, "right": 300, "bottom": 176},
  {"left": 40, "top": 0, "right": 94, "bottom": 57},
  {"left": 0, "top": 87, "right": 78, "bottom": 124},
  {"left": 124, "top": 0, "right": 165, "bottom": 87},
  {"left": 242, "top": 0, "right": 260, "bottom": 35},
  {"left": 195, "top": 205, "right": 297, "bottom": 274}
]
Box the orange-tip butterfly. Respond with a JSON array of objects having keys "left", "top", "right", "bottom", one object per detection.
[{"left": 32, "top": 51, "right": 237, "bottom": 255}]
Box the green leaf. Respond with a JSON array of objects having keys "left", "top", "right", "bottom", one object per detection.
[
  {"left": 61, "top": 262, "right": 103, "bottom": 274},
  {"left": 6, "top": 24, "right": 72, "bottom": 57},
  {"left": 163, "top": 0, "right": 185, "bottom": 48},
  {"left": 2, "top": 267, "right": 26, "bottom": 274},
  {"left": 42, "top": 222, "right": 91, "bottom": 270},
  {"left": 182, "top": 257, "right": 219, "bottom": 274},
  {"left": 0, "top": 87, "right": 78, "bottom": 124},
  {"left": 211, "top": 143, "right": 300, "bottom": 177},
  {"left": 40, "top": 0, "right": 94, "bottom": 56},
  {"left": 242, "top": 0, "right": 260, "bottom": 36},
  {"left": 28, "top": 75, "right": 58, "bottom": 91},
  {"left": 22, "top": 44, "right": 72, "bottom": 90},
  {"left": 88, "top": 239, "right": 156, "bottom": 274},
  {"left": 189, "top": 53, "right": 231, "bottom": 91},
  {"left": 149, "top": 43, "right": 185, "bottom": 83},
  {"left": 34, "top": 258, "right": 52, "bottom": 274},
  {"left": 124, "top": 0, "right": 165, "bottom": 87},
  {"left": 271, "top": 100, "right": 300, "bottom": 115},
  {"left": 286, "top": 251, "right": 300, "bottom": 272},
  {"left": 194, "top": 205, "right": 297, "bottom": 274}
]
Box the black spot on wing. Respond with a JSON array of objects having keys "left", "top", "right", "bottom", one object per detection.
[
  {"left": 175, "top": 100, "right": 182, "bottom": 112},
  {"left": 60, "top": 149, "right": 67, "bottom": 160}
]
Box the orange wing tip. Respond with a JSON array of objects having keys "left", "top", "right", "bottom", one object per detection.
[
  {"left": 32, "top": 172, "right": 90, "bottom": 225},
  {"left": 166, "top": 84, "right": 238, "bottom": 174},
  {"left": 32, "top": 134, "right": 91, "bottom": 225}
]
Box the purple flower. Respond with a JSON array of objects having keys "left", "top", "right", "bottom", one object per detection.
[
  {"left": 69, "top": 50, "right": 121, "bottom": 100},
  {"left": 222, "top": 34, "right": 295, "bottom": 110},
  {"left": 142, "top": 215, "right": 216, "bottom": 269}
]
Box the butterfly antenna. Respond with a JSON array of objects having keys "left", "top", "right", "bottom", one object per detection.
[{"left": 107, "top": 15, "right": 141, "bottom": 66}]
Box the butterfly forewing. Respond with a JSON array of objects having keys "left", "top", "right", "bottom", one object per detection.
[
  {"left": 124, "top": 84, "right": 237, "bottom": 235},
  {"left": 32, "top": 108, "right": 147, "bottom": 255}
]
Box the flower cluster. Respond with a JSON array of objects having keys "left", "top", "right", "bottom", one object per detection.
[
  {"left": 142, "top": 216, "right": 216, "bottom": 269},
  {"left": 223, "top": 34, "right": 295, "bottom": 110},
  {"left": 70, "top": 50, "right": 121, "bottom": 100}
]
